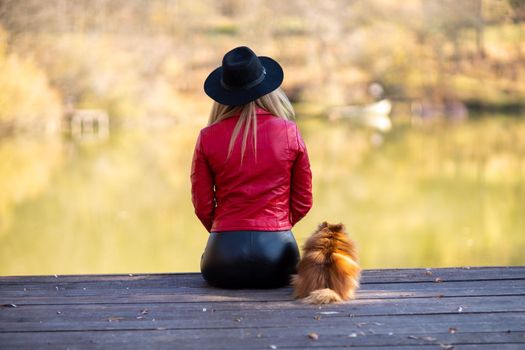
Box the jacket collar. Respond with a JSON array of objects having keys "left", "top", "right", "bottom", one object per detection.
[
  {"left": 256, "top": 107, "right": 272, "bottom": 115},
  {"left": 232, "top": 107, "right": 272, "bottom": 118}
]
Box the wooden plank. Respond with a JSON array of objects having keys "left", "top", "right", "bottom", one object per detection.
[
  {"left": 1, "top": 306, "right": 524, "bottom": 332},
  {"left": 3, "top": 275, "right": 525, "bottom": 295},
  {"left": 1, "top": 294, "right": 523, "bottom": 315},
  {"left": 0, "top": 330, "right": 524, "bottom": 349},
  {"left": 1, "top": 266, "right": 523, "bottom": 285},
  {"left": 280, "top": 346, "right": 525, "bottom": 350},
  {"left": 2, "top": 279, "right": 524, "bottom": 306},
  {"left": 0, "top": 295, "right": 523, "bottom": 331}
]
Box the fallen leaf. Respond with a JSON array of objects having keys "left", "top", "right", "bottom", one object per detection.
[
  {"left": 435, "top": 294, "right": 444, "bottom": 298},
  {"left": 56, "top": 311, "right": 62, "bottom": 315},
  {"left": 1, "top": 304, "right": 17, "bottom": 308},
  {"left": 422, "top": 336, "right": 436, "bottom": 341},
  {"left": 457, "top": 306, "right": 463, "bottom": 312},
  {"left": 448, "top": 327, "right": 457, "bottom": 334},
  {"left": 408, "top": 335, "right": 419, "bottom": 340},
  {"left": 308, "top": 332, "right": 319, "bottom": 340},
  {"left": 425, "top": 271, "right": 433, "bottom": 276},
  {"left": 440, "top": 344, "right": 454, "bottom": 350},
  {"left": 313, "top": 315, "right": 322, "bottom": 320},
  {"left": 435, "top": 277, "right": 443, "bottom": 283},
  {"left": 235, "top": 317, "right": 243, "bottom": 322}
]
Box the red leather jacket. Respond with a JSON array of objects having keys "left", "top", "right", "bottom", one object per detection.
[{"left": 191, "top": 107, "right": 313, "bottom": 232}]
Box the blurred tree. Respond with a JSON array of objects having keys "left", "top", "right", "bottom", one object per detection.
[
  {"left": 0, "top": 26, "right": 61, "bottom": 134},
  {"left": 508, "top": 0, "right": 525, "bottom": 63}
]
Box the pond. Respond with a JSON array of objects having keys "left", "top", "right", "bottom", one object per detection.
[{"left": 0, "top": 113, "right": 524, "bottom": 275}]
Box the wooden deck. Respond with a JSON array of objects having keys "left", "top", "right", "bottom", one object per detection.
[{"left": 1, "top": 266, "right": 524, "bottom": 349}]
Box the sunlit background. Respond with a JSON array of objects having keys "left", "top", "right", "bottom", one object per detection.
[{"left": 0, "top": 0, "right": 524, "bottom": 275}]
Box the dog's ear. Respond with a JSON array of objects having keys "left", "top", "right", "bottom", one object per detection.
[{"left": 318, "top": 221, "right": 329, "bottom": 229}]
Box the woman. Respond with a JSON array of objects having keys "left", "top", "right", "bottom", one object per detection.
[{"left": 191, "top": 46, "right": 312, "bottom": 289}]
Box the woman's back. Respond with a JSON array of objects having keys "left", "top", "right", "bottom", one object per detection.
[{"left": 192, "top": 107, "right": 312, "bottom": 233}]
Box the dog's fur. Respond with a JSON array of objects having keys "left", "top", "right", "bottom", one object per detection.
[{"left": 291, "top": 222, "right": 361, "bottom": 304}]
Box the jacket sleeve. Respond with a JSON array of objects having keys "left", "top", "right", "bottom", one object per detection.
[
  {"left": 190, "top": 130, "right": 215, "bottom": 232},
  {"left": 289, "top": 124, "right": 313, "bottom": 226}
]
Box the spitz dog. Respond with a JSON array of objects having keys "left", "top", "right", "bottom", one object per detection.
[{"left": 291, "top": 222, "right": 361, "bottom": 304}]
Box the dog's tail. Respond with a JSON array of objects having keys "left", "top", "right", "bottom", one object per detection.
[{"left": 302, "top": 288, "right": 342, "bottom": 304}]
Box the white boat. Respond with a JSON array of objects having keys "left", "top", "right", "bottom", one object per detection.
[{"left": 328, "top": 99, "right": 392, "bottom": 132}]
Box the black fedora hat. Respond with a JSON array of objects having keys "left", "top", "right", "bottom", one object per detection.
[{"left": 204, "top": 46, "right": 284, "bottom": 106}]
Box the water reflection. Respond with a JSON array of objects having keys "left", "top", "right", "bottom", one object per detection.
[{"left": 0, "top": 115, "right": 524, "bottom": 275}]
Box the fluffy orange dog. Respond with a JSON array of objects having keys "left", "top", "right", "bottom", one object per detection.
[{"left": 291, "top": 222, "right": 361, "bottom": 304}]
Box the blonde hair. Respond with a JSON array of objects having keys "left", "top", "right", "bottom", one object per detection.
[{"left": 208, "top": 87, "right": 295, "bottom": 163}]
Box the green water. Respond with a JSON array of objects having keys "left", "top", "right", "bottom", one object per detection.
[{"left": 1, "top": 115, "right": 524, "bottom": 275}]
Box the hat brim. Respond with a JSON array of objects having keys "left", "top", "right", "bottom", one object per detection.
[{"left": 203, "top": 56, "right": 284, "bottom": 106}]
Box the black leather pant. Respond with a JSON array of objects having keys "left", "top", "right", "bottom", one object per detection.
[{"left": 200, "top": 230, "right": 300, "bottom": 289}]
